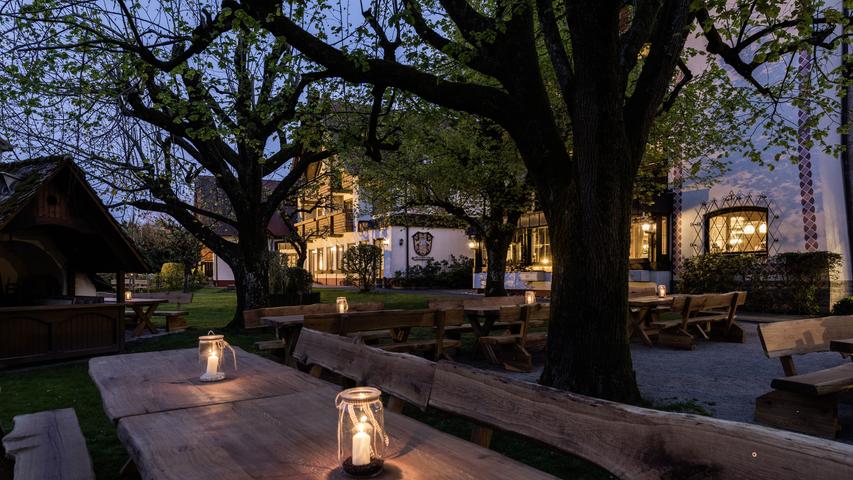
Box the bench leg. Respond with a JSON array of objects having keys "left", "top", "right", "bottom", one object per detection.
[
  {"left": 470, "top": 425, "right": 494, "bottom": 448},
  {"left": 387, "top": 396, "right": 405, "bottom": 414},
  {"left": 755, "top": 390, "right": 839, "bottom": 439},
  {"left": 120, "top": 458, "right": 139, "bottom": 479},
  {"left": 658, "top": 330, "right": 695, "bottom": 350},
  {"left": 709, "top": 322, "right": 745, "bottom": 343}
]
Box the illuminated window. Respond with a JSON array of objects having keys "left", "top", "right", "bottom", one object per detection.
[
  {"left": 706, "top": 207, "right": 768, "bottom": 254},
  {"left": 531, "top": 227, "right": 551, "bottom": 266}
]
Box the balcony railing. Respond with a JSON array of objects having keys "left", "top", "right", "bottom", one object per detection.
[{"left": 297, "top": 208, "right": 354, "bottom": 238}]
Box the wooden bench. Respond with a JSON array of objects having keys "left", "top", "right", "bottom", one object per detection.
[
  {"left": 652, "top": 292, "right": 746, "bottom": 349},
  {"left": 755, "top": 315, "right": 853, "bottom": 438},
  {"left": 293, "top": 328, "right": 435, "bottom": 413},
  {"left": 430, "top": 296, "right": 527, "bottom": 338},
  {"left": 243, "top": 301, "right": 384, "bottom": 329},
  {"left": 478, "top": 304, "right": 550, "bottom": 372},
  {"left": 133, "top": 291, "right": 193, "bottom": 332},
  {"left": 429, "top": 360, "right": 853, "bottom": 479},
  {"left": 333, "top": 309, "right": 462, "bottom": 360},
  {"left": 1, "top": 408, "right": 94, "bottom": 480},
  {"left": 291, "top": 327, "right": 853, "bottom": 478}
]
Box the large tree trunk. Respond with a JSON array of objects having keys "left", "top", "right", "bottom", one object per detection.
[
  {"left": 483, "top": 232, "right": 512, "bottom": 297},
  {"left": 535, "top": 117, "right": 642, "bottom": 403},
  {"left": 225, "top": 226, "right": 270, "bottom": 329}
]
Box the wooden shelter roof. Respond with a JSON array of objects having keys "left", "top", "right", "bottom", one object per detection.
[{"left": 0, "top": 155, "right": 149, "bottom": 272}]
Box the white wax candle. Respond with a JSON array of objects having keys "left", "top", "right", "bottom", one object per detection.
[
  {"left": 352, "top": 425, "right": 371, "bottom": 466},
  {"left": 657, "top": 285, "right": 667, "bottom": 298},
  {"left": 206, "top": 353, "right": 218, "bottom": 376}
]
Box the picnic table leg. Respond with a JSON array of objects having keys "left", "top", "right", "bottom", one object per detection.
[
  {"left": 282, "top": 326, "right": 302, "bottom": 368},
  {"left": 629, "top": 308, "right": 654, "bottom": 347},
  {"left": 131, "top": 305, "right": 158, "bottom": 337}
]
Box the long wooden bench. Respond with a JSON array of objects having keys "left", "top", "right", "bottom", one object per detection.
[
  {"left": 242, "top": 301, "right": 384, "bottom": 329},
  {"left": 292, "top": 329, "right": 853, "bottom": 479},
  {"left": 755, "top": 315, "right": 853, "bottom": 438},
  {"left": 652, "top": 292, "right": 746, "bottom": 349},
  {"left": 309, "top": 308, "right": 462, "bottom": 360},
  {"left": 431, "top": 296, "right": 534, "bottom": 338},
  {"left": 293, "top": 328, "right": 436, "bottom": 413},
  {"left": 1, "top": 408, "right": 94, "bottom": 480}
]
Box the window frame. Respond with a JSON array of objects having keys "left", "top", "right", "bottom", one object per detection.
[{"left": 704, "top": 206, "right": 769, "bottom": 255}]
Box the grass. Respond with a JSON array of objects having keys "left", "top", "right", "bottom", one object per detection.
[{"left": 0, "top": 287, "right": 653, "bottom": 479}]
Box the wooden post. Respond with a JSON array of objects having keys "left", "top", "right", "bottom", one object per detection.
[{"left": 116, "top": 271, "right": 125, "bottom": 302}]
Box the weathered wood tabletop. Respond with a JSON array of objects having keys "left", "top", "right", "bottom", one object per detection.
[
  {"left": 92, "top": 348, "right": 556, "bottom": 480},
  {"left": 116, "top": 386, "right": 557, "bottom": 480},
  {"left": 89, "top": 347, "right": 331, "bottom": 422}
]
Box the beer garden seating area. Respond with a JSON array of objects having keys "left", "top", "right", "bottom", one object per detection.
[{"left": 3, "top": 287, "right": 853, "bottom": 478}]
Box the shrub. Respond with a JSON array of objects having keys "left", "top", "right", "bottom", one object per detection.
[
  {"left": 268, "top": 252, "right": 314, "bottom": 304},
  {"left": 342, "top": 244, "right": 382, "bottom": 292},
  {"left": 678, "top": 251, "right": 842, "bottom": 315},
  {"left": 391, "top": 256, "right": 472, "bottom": 289},
  {"left": 832, "top": 297, "right": 853, "bottom": 316},
  {"left": 160, "top": 262, "right": 184, "bottom": 291}
]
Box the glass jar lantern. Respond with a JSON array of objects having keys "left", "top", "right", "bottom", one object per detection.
[
  {"left": 336, "top": 296, "right": 349, "bottom": 313},
  {"left": 124, "top": 290, "right": 133, "bottom": 301},
  {"left": 336, "top": 387, "right": 387, "bottom": 477},
  {"left": 524, "top": 291, "right": 536, "bottom": 305},
  {"left": 198, "top": 331, "right": 237, "bottom": 382},
  {"left": 657, "top": 285, "right": 667, "bottom": 298}
]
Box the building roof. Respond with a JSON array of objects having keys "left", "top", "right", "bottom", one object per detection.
[
  {"left": 0, "top": 155, "right": 66, "bottom": 230},
  {"left": 194, "top": 175, "right": 297, "bottom": 238},
  {"left": 0, "top": 155, "right": 150, "bottom": 272}
]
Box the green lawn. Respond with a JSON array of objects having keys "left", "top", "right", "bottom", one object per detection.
[{"left": 0, "top": 287, "right": 611, "bottom": 479}]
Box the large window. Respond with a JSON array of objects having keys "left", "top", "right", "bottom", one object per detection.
[
  {"left": 530, "top": 226, "right": 550, "bottom": 266},
  {"left": 706, "top": 207, "right": 768, "bottom": 254}
]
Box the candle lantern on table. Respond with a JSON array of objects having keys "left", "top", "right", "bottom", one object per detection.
[
  {"left": 124, "top": 290, "right": 133, "bottom": 301},
  {"left": 198, "top": 331, "right": 237, "bottom": 382},
  {"left": 657, "top": 285, "right": 667, "bottom": 298},
  {"left": 524, "top": 291, "right": 536, "bottom": 305},
  {"left": 336, "top": 387, "right": 388, "bottom": 477},
  {"left": 336, "top": 296, "right": 349, "bottom": 314}
]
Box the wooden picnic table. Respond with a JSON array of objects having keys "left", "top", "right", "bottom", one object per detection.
[
  {"left": 463, "top": 303, "right": 549, "bottom": 337},
  {"left": 628, "top": 295, "right": 675, "bottom": 347},
  {"left": 104, "top": 298, "right": 166, "bottom": 337},
  {"left": 90, "top": 348, "right": 556, "bottom": 480}
]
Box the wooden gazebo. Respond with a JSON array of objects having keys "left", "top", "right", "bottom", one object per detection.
[{"left": 0, "top": 155, "right": 148, "bottom": 367}]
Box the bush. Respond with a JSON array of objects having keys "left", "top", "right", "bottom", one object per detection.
[
  {"left": 268, "top": 252, "right": 315, "bottom": 305},
  {"left": 342, "top": 244, "right": 382, "bottom": 292},
  {"left": 391, "top": 256, "right": 473, "bottom": 289},
  {"left": 160, "top": 263, "right": 184, "bottom": 291},
  {"left": 678, "top": 251, "right": 842, "bottom": 315},
  {"left": 832, "top": 297, "right": 853, "bottom": 316}
]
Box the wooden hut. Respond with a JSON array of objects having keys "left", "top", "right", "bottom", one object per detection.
[{"left": 0, "top": 155, "right": 148, "bottom": 367}]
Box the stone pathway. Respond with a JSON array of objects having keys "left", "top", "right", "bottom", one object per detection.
[{"left": 460, "top": 322, "right": 853, "bottom": 442}]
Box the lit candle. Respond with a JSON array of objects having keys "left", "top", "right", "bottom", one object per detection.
[
  {"left": 124, "top": 290, "right": 132, "bottom": 301},
  {"left": 352, "top": 419, "right": 371, "bottom": 466},
  {"left": 336, "top": 297, "right": 349, "bottom": 313},
  {"left": 525, "top": 291, "right": 535, "bottom": 305},
  {"left": 206, "top": 353, "right": 218, "bottom": 376},
  {"left": 657, "top": 285, "right": 667, "bottom": 298}
]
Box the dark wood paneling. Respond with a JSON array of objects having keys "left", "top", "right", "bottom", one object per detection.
[{"left": 0, "top": 304, "right": 123, "bottom": 368}]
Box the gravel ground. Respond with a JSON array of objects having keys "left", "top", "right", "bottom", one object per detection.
[{"left": 461, "top": 322, "right": 853, "bottom": 443}]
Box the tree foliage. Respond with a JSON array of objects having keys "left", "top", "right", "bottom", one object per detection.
[{"left": 342, "top": 244, "right": 383, "bottom": 292}]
